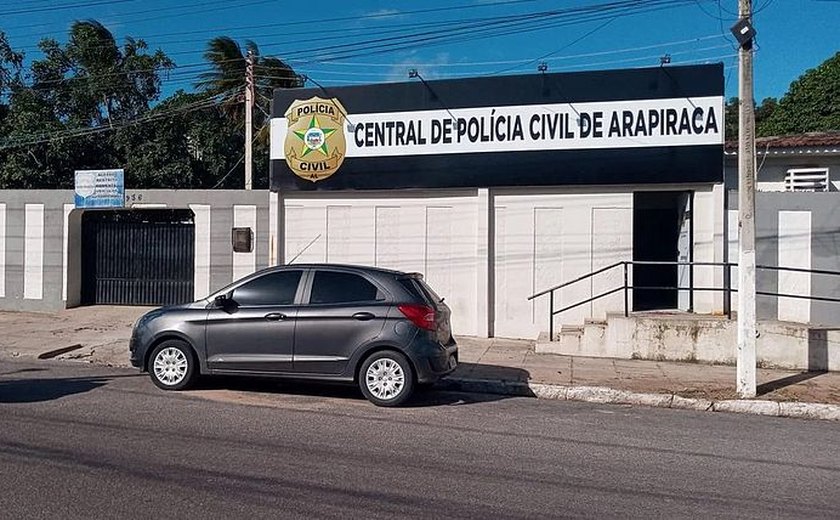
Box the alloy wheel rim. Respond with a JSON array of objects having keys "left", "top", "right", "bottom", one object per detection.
[
  {"left": 153, "top": 347, "right": 188, "bottom": 386},
  {"left": 365, "top": 358, "right": 405, "bottom": 400}
]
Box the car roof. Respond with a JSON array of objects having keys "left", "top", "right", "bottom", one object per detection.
[
  {"left": 270, "top": 263, "right": 408, "bottom": 276},
  {"left": 205, "top": 263, "right": 422, "bottom": 301}
]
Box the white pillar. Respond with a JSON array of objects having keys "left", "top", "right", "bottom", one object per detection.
[
  {"left": 0, "top": 203, "right": 6, "bottom": 298},
  {"left": 476, "top": 188, "right": 493, "bottom": 338},
  {"left": 269, "top": 191, "right": 285, "bottom": 265},
  {"left": 24, "top": 203, "right": 45, "bottom": 300},
  {"left": 190, "top": 204, "right": 211, "bottom": 300},
  {"left": 233, "top": 205, "right": 257, "bottom": 280}
]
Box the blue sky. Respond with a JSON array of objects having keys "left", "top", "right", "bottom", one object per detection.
[{"left": 1, "top": 0, "right": 838, "bottom": 101}]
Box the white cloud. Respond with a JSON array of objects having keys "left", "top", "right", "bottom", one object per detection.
[
  {"left": 364, "top": 8, "right": 402, "bottom": 17},
  {"left": 385, "top": 52, "right": 453, "bottom": 82}
]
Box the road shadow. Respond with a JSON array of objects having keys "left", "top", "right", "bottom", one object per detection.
[
  {"left": 757, "top": 370, "right": 828, "bottom": 396},
  {"left": 0, "top": 367, "right": 49, "bottom": 377},
  {"left": 807, "top": 328, "right": 837, "bottom": 372},
  {"left": 0, "top": 374, "right": 140, "bottom": 404},
  {"left": 755, "top": 328, "right": 837, "bottom": 396},
  {"left": 195, "top": 362, "right": 531, "bottom": 407},
  {"left": 454, "top": 362, "right": 531, "bottom": 384}
]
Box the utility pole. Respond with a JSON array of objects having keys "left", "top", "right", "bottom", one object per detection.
[
  {"left": 736, "top": 0, "right": 757, "bottom": 398},
  {"left": 244, "top": 49, "right": 254, "bottom": 190}
]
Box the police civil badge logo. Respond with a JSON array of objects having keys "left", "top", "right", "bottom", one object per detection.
[{"left": 283, "top": 96, "right": 348, "bottom": 182}]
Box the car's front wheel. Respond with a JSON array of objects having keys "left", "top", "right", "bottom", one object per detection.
[
  {"left": 148, "top": 340, "right": 197, "bottom": 391},
  {"left": 359, "top": 351, "right": 415, "bottom": 407}
]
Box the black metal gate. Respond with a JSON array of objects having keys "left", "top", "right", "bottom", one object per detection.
[{"left": 81, "top": 209, "right": 195, "bottom": 306}]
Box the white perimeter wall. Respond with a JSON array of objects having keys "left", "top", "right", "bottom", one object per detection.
[
  {"left": 280, "top": 185, "right": 721, "bottom": 339},
  {"left": 693, "top": 185, "right": 725, "bottom": 314},
  {"left": 493, "top": 191, "right": 633, "bottom": 338},
  {"left": 283, "top": 194, "right": 480, "bottom": 336}
]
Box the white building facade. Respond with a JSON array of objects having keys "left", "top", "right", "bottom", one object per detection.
[{"left": 269, "top": 65, "right": 727, "bottom": 338}]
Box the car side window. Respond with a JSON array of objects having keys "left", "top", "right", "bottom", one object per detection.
[
  {"left": 310, "top": 271, "right": 382, "bottom": 305},
  {"left": 232, "top": 270, "right": 302, "bottom": 306}
]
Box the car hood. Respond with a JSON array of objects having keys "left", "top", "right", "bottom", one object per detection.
[{"left": 136, "top": 300, "right": 206, "bottom": 327}]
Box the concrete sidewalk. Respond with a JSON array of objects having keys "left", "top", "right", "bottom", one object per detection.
[
  {"left": 2, "top": 306, "right": 840, "bottom": 417},
  {"left": 454, "top": 337, "right": 840, "bottom": 406}
]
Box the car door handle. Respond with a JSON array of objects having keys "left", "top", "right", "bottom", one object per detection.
[
  {"left": 352, "top": 312, "right": 375, "bottom": 321},
  {"left": 264, "top": 312, "right": 287, "bottom": 321}
]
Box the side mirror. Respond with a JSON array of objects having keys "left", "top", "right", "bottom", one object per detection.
[{"left": 214, "top": 294, "right": 231, "bottom": 308}]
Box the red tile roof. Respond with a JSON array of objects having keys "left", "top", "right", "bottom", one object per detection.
[{"left": 725, "top": 132, "right": 840, "bottom": 151}]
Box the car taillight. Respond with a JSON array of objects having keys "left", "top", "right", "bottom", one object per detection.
[{"left": 398, "top": 304, "right": 436, "bottom": 331}]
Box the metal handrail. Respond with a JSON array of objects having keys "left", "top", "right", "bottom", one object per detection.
[
  {"left": 530, "top": 260, "right": 840, "bottom": 341},
  {"left": 629, "top": 260, "right": 735, "bottom": 267},
  {"left": 551, "top": 287, "right": 624, "bottom": 316},
  {"left": 527, "top": 261, "right": 624, "bottom": 300},
  {"left": 756, "top": 291, "right": 840, "bottom": 304},
  {"left": 757, "top": 264, "right": 840, "bottom": 277}
]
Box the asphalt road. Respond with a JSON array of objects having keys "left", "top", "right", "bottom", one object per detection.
[{"left": 1, "top": 361, "right": 839, "bottom": 519}]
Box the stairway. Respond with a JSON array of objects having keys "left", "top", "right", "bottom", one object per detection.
[{"left": 535, "top": 312, "right": 840, "bottom": 371}]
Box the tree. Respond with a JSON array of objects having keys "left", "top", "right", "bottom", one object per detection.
[
  {"left": 197, "top": 36, "right": 301, "bottom": 115},
  {"left": 195, "top": 37, "right": 303, "bottom": 188},
  {"left": 1, "top": 24, "right": 301, "bottom": 190},
  {"left": 0, "top": 21, "right": 178, "bottom": 188},
  {"left": 758, "top": 51, "right": 840, "bottom": 136},
  {"left": 724, "top": 96, "right": 780, "bottom": 141},
  {"left": 0, "top": 31, "right": 24, "bottom": 125},
  {"left": 725, "top": 97, "right": 738, "bottom": 142},
  {"left": 111, "top": 90, "right": 244, "bottom": 189},
  {"left": 0, "top": 87, "right": 75, "bottom": 188},
  {"left": 0, "top": 31, "right": 23, "bottom": 95},
  {"left": 754, "top": 97, "right": 778, "bottom": 128},
  {"left": 29, "top": 21, "right": 172, "bottom": 127},
  {"left": 197, "top": 37, "right": 301, "bottom": 136}
]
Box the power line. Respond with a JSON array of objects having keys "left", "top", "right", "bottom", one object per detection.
[
  {"left": 277, "top": 43, "right": 737, "bottom": 86},
  {"left": 309, "top": 34, "right": 728, "bottom": 68},
  {"left": 2, "top": 0, "right": 277, "bottom": 35},
  {"left": 123, "top": 15, "right": 499, "bottom": 58},
  {"left": 11, "top": 1, "right": 704, "bottom": 91},
  {"left": 26, "top": 57, "right": 241, "bottom": 89},
  {"left": 0, "top": 0, "right": 139, "bottom": 17},
  {"left": 278, "top": 0, "right": 706, "bottom": 66},
  {"left": 489, "top": 17, "right": 616, "bottom": 75},
  {"left": 7, "top": 0, "right": 730, "bottom": 100},
  {"left": 7, "top": 0, "right": 703, "bottom": 49},
  {"left": 211, "top": 153, "right": 245, "bottom": 189},
  {"left": 0, "top": 87, "right": 242, "bottom": 149},
  {"left": 523, "top": 48, "right": 737, "bottom": 74},
  {"left": 21, "top": 11, "right": 730, "bottom": 96},
  {"left": 239, "top": 0, "right": 700, "bottom": 69},
  {"left": 210, "top": 120, "right": 267, "bottom": 189},
  {"left": 2, "top": 0, "right": 538, "bottom": 38}
]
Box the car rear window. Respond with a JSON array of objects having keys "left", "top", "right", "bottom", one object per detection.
[
  {"left": 398, "top": 277, "right": 442, "bottom": 305},
  {"left": 417, "top": 279, "right": 443, "bottom": 304}
]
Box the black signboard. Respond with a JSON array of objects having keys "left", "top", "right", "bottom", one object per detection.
[{"left": 270, "top": 64, "right": 724, "bottom": 192}]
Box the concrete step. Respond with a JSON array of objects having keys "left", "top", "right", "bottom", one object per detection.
[
  {"left": 537, "top": 312, "right": 839, "bottom": 371},
  {"left": 536, "top": 325, "right": 582, "bottom": 354}
]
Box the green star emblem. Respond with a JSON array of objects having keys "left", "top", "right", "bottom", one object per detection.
[{"left": 293, "top": 116, "right": 336, "bottom": 157}]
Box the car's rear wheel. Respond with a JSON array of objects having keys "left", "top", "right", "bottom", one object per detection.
[
  {"left": 148, "top": 340, "right": 197, "bottom": 391},
  {"left": 359, "top": 351, "right": 414, "bottom": 407}
]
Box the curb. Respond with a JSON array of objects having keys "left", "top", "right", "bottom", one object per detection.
[{"left": 441, "top": 377, "right": 840, "bottom": 421}]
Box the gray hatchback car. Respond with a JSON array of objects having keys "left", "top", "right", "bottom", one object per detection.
[{"left": 129, "top": 264, "right": 458, "bottom": 406}]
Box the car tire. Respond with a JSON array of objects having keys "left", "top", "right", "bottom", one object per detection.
[
  {"left": 148, "top": 340, "right": 197, "bottom": 391},
  {"left": 359, "top": 351, "right": 415, "bottom": 407}
]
